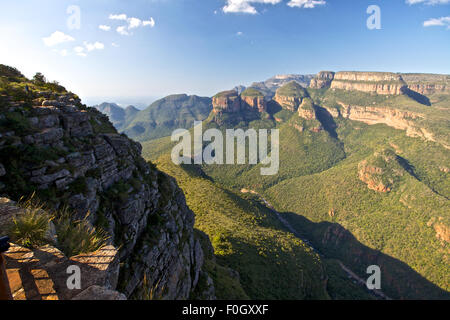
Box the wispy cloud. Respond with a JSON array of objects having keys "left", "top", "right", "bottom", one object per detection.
[
  {"left": 42, "top": 31, "right": 75, "bottom": 47},
  {"left": 406, "top": 0, "right": 450, "bottom": 4},
  {"left": 84, "top": 41, "right": 105, "bottom": 51},
  {"left": 109, "top": 14, "right": 155, "bottom": 35},
  {"left": 117, "top": 26, "right": 130, "bottom": 36},
  {"left": 223, "top": 0, "right": 282, "bottom": 15},
  {"left": 287, "top": 0, "right": 326, "bottom": 8},
  {"left": 222, "top": 0, "right": 325, "bottom": 14},
  {"left": 423, "top": 16, "right": 450, "bottom": 28},
  {"left": 99, "top": 25, "right": 111, "bottom": 31},
  {"left": 109, "top": 13, "right": 128, "bottom": 21},
  {"left": 236, "top": 31, "right": 244, "bottom": 36},
  {"left": 73, "top": 41, "right": 105, "bottom": 57}
]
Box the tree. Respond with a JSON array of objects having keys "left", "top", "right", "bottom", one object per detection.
[{"left": 32, "top": 72, "right": 46, "bottom": 85}]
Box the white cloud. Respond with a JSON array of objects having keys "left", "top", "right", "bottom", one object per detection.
[
  {"left": 223, "top": 0, "right": 282, "bottom": 14},
  {"left": 423, "top": 16, "right": 450, "bottom": 28},
  {"left": 74, "top": 46, "right": 87, "bottom": 57},
  {"left": 143, "top": 18, "right": 155, "bottom": 27},
  {"left": 406, "top": 0, "right": 450, "bottom": 4},
  {"left": 84, "top": 41, "right": 105, "bottom": 51},
  {"left": 128, "top": 17, "right": 142, "bottom": 29},
  {"left": 287, "top": 0, "right": 326, "bottom": 8},
  {"left": 112, "top": 42, "right": 120, "bottom": 47},
  {"left": 222, "top": 0, "right": 325, "bottom": 14},
  {"left": 236, "top": 31, "right": 244, "bottom": 36},
  {"left": 109, "top": 13, "right": 128, "bottom": 20},
  {"left": 117, "top": 26, "right": 130, "bottom": 36},
  {"left": 99, "top": 25, "right": 111, "bottom": 31},
  {"left": 73, "top": 41, "right": 105, "bottom": 57},
  {"left": 42, "top": 31, "right": 75, "bottom": 47}
]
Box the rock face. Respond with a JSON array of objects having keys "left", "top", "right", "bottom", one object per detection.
[
  {"left": 212, "top": 89, "right": 267, "bottom": 115},
  {"left": 274, "top": 81, "right": 308, "bottom": 112},
  {"left": 401, "top": 74, "right": 450, "bottom": 95},
  {"left": 241, "top": 88, "right": 267, "bottom": 113},
  {"left": 331, "top": 101, "right": 441, "bottom": 143},
  {"left": 330, "top": 72, "right": 407, "bottom": 95},
  {"left": 309, "top": 71, "right": 335, "bottom": 89},
  {"left": 298, "top": 98, "right": 317, "bottom": 121},
  {"left": 0, "top": 88, "right": 215, "bottom": 300},
  {"left": 212, "top": 90, "right": 241, "bottom": 114}
]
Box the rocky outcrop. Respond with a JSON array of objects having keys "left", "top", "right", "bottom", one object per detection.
[
  {"left": 274, "top": 81, "right": 308, "bottom": 111},
  {"left": 0, "top": 86, "right": 215, "bottom": 300},
  {"left": 241, "top": 88, "right": 267, "bottom": 113},
  {"left": 333, "top": 101, "right": 441, "bottom": 143},
  {"left": 212, "top": 90, "right": 241, "bottom": 114},
  {"left": 358, "top": 150, "right": 404, "bottom": 193},
  {"left": 309, "top": 71, "right": 335, "bottom": 89},
  {"left": 330, "top": 72, "right": 407, "bottom": 95},
  {"left": 401, "top": 73, "right": 450, "bottom": 95},
  {"left": 298, "top": 98, "right": 317, "bottom": 120}
]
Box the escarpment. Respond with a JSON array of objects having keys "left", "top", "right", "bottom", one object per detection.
[
  {"left": 401, "top": 73, "right": 450, "bottom": 95},
  {"left": 0, "top": 69, "right": 215, "bottom": 300},
  {"left": 330, "top": 72, "right": 407, "bottom": 95}
]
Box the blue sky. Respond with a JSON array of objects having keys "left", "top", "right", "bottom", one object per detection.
[{"left": 0, "top": 0, "right": 449, "bottom": 106}]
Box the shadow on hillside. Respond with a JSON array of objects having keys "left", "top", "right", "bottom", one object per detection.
[
  {"left": 404, "top": 89, "right": 431, "bottom": 106},
  {"left": 314, "top": 106, "right": 338, "bottom": 139},
  {"left": 277, "top": 212, "right": 450, "bottom": 300}
]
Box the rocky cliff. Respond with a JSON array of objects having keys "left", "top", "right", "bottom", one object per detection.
[
  {"left": 309, "top": 71, "right": 335, "bottom": 89},
  {"left": 0, "top": 66, "right": 215, "bottom": 300},
  {"left": 241, "top": 88, "right": 267, "bottom": 113},
  {"left": 330, "top": 72, "right": 407, "bottom": 95},
  {"left": 401, "top": 73, "right": 450, "bottom": 95},
  {"left": 212, "top": 90, "right": 242, "bottom": 114},
  {"left": 274, "top": 81, "right": 308, "bottom": 112}
]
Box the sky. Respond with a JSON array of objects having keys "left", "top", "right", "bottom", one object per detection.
[{"left": 0, "top": 0, "right": 449, "bottom": 106}]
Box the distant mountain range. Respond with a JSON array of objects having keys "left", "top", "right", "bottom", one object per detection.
[{"left": 94, "top": 94, "right": 212, "bottom": 141}]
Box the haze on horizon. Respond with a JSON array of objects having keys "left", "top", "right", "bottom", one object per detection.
[{"left": 0, "top": 0, "right": 449, "bottom": 103}]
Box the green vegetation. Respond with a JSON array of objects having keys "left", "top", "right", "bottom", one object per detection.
[
  {"left": 54, "top": 212, "right": 109, "bottom": 257},
  {"left": 155, "top": 154, "right": 330, "bottom": 300},
  {"left": 5, "top": 195, "right": 108, "bottom": 257},
  {"left": 7, "top": 198, "right": 51, "bottom": 248},
  {"left": 276, "top": 81, "right": 308, "bottom": 98},
  {"left": 213, "top": 90, "right": 238, "bottom": 99},
  {"left": 241, "top": 88, "right": 264, "bottom": 97},
  {"left": 122, "top": 94, "right": 212, "bottom": 141}
]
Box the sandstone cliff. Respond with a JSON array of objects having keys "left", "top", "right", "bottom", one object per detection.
[
  {"left": 212, "top": 90, "right": 241, "bottom": 114},
  {"left": 401, "top": 73, "right": 450, "bottom": 95},
  {"left": 0, "top": 74, "right": 215, "bottom": 300},
  {"left": 241, "top": 88, "right": 267, "bottom": 113},
  {"left": 274, "top": 81, "right": 308, "bottom": 112},
  {"left": 309, "top": 71, "right": 335, "bottom": 89},
  {"left": 330, "top": 72, "right": 407, "bottom": 95}
]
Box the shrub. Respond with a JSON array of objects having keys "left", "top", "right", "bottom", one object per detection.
[
  {"left": 54, "top": 211, "right": 109, "bottom": 257},
  {"left": 7, "top": 196, "right": 51, "bottom": 248}
]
